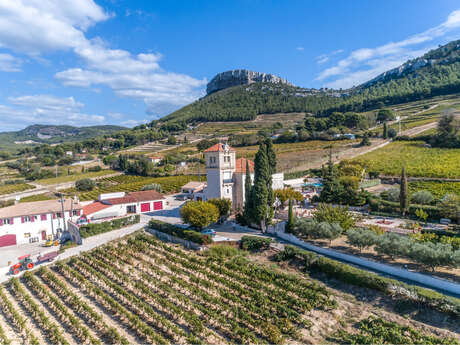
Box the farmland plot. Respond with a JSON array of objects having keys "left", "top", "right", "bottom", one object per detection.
[
  {"left": 353, "top": 141, "right": 460, "bottom": 178},
  {"left": 0, "top": 232, "right": 457, "bottom": 345}
]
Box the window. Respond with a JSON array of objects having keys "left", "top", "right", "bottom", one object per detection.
[
  {"left": 23, "top": 216, "right": 32, "bottom": 223},
  {"left": 72, "top": 210, "right": 80, "bottom": 216},
  {"left": 56, "top": 212, "right": 63, "bottom": 218},
  {"left": 41, "top": 214, "right": 47, "bottom": 221},
  {"left": 226, "top": 189, "right": 230, "bottom": 194},
  {"left": 1, "top": 218, "right": 13, "bottom": 225},
  {"left": 224, "top": 155, "right": 231, "bottom": 163}
]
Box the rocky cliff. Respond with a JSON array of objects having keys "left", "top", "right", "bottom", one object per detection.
[{"left": 206, "top": 69, "right": 293, "bottom": 94}]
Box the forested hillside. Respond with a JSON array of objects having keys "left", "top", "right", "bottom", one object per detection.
[{"left": 159, "top": 39, "right": 460, "bottom": 127}]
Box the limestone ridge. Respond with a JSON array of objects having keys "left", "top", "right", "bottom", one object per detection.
[{"left": 206, "top": 69, "right": 293, "bottom": 94}]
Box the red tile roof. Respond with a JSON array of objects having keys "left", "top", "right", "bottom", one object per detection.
[
  {"left": 235, "top": 158, "right": 254, "bottom": 173},
  {"left": 129, "top": 190, "right": 165, "bottom": 202},
  {"left": 102, "top": 190, "right": 165, "bottom": 206},
  {"left": 203, "top": 143, "right": 235, "bottom": 153},
  {"left": 82, "top": 202, "right": 111, "bottom": 215}
]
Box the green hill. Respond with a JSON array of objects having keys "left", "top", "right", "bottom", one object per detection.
[
  {"left": 158, "top": 39, "right": 460, "bottom": 127},
  {"left": 0, "top": 124, "right": 126, "bottom": 151}
]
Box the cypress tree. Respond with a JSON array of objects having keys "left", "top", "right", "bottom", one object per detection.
[
  {"left": 265, "top": 138, "right": 276, "bottom": 222},
  {"left": 286, "top": 198, "right": 295, "bottom": 233},
  {"left": 243, "top": 160, "right": 253, "bottom": 220},
  {"left": 244, "top": 159, "right": 252, "bottom": 203},
  {"left": 400, "top": 166, "right": 409, "bottom": 216},
  {"left": 251, "top": 142, "right": 270, "bottom": 231},
  {"left": 383, "top": 122, "right": 388, "bottom": 139}
]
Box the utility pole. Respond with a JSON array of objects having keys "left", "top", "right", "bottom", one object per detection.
[{"left": 58, "top": 193, "right": 67, "bottom": 233}]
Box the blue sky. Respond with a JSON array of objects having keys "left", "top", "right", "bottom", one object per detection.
[{"left": 0, "top": 0, "right": 460, "bottom": 131}]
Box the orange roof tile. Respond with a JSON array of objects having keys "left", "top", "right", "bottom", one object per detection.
[
  {"left": 235, "top": 158, "right": 254, "bottom": 173},
  {"left": 83, "top": 202, "right": 111, "bottom": 215},
  {"left": 203, "top": 143, "right": 235, "bottom": 153}
]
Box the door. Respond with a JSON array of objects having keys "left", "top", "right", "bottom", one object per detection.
[
  {"left": 141, "top": 203, "right": 151, "bottom": 212},
  {"left": 153, "top": 201, "right": 163, "bottom": 210},
  {"left": 41, "top": 231, "right": 47, "bottom": 241},
  {"left": 0, "top": 234, "right": 16, "bottom": 247}
]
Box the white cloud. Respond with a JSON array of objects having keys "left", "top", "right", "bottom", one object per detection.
[
  {"left": 0, "top": 53, "right": 21, "bottom": 72},
  {"left": 317, "top": 9, "right": 460, "bottom": 88},
  {"left": 296, "top": 47, "right": 304, "bottom": 51},
  {"left": 315, "top": 49, "right": 344, "bottom": 65},
  {"left": 0, "top": 94, "right": 105, "bottom": 130},
  {"left": 0, "top": 0, "right": 206, "bottom": 117}
]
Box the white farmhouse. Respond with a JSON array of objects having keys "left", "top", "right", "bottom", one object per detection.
[
  {"left": 0, "top": 199, "right": 82, "bottom": 247},
  {"left": 201, "top": 143, "right": 283, "bottom": 211}
]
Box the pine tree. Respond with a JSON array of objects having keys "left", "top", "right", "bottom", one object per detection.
[
  {"left": 400, "top": 166, "right": 409, "bottom": 216},
  {"left": 319, "top": 150, "right": 343, "bottom": 203},
  {"left": 286, "top": 198, "right": 295, "bottom": 233},
  {"left": 383, "top": 122, "right": 388, "bottom": 139}
]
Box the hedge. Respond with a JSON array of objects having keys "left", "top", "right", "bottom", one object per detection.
[
  {"left": 368, "top": 198, "right": 442, "bottom": 220},
  {"left": 79, "top": 215, "right": 140, "bottom": 238},
  {"left": 148, "top": 219, "right": 212, "bottom": 245},
  {"left": 276, "top": 245, "right": 460, "bottom": 318},
  {"left": 240, "top": 236, "right": 272, "bottom": 251}
]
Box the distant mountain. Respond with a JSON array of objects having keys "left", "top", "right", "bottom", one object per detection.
[
  {"left": 158, "top": 39, "right": 460, "bottom": 127},
  {"left": 0, "top": 124, "right": 126, "bottom": 151},
  {"left": 206, "top": 69, "right": 293, "bottom": 94}
]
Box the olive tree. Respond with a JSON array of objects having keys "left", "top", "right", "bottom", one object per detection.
[{"left": 346, "top": 228, "right": 378, "bottom": 253}]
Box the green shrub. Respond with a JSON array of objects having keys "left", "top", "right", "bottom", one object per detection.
[
  {"left": 79, "top": 215, "right": 140, "bottom": 238},
  {"left": 75, "top": 178, "right": 96, "bottom": 191},
  {"left": 148, "top": 219, "right": 212, "bottom": 245},
  {"left": 240, "top": 236, "right": 272, "bottom": 251},
  {"left": 205, "top": 244, "right": 241, "bottom": 260}
]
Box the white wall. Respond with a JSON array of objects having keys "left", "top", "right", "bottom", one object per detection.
[{"left": 0, "top": 211, "right": 79, "bottom": 245}]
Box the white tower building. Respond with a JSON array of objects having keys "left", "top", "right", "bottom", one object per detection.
[{"left": 203, "top": 143, "right": 235, "bottom": 201}]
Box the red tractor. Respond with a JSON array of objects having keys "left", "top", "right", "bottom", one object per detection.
[{"left": 9, "top": 254, "right": 34, "bottom": 275}]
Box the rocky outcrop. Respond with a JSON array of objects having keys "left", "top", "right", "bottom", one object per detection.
[{"left": 206, "top": 69, "right": 293, "bottom": 94}]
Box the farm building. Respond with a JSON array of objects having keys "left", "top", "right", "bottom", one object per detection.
[
  {"left": 83, "top": 190, "right": 165, "bottom": 221},
  {"left": 0, "top": 199, "right": 82, "bottom": 247},
  {"left": 147, "top": 155, "right": 163, "bottom": 165},
  {"left": 181, "top": 181, "right": 207, "bottom": 195}
]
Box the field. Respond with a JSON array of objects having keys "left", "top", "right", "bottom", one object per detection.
[
  {"left": 236, "top": 139, "right": 359, "bottom": 172},
  {"left": 353, "top": 141, "right": 460, "bottom": 178},
  {"left": 0, "top": 183, "right": 35, "bottom": 196},
  {"left": 65, "top": 174, "right": 203, "bottom": 201},
  {"left": 35, "top": 170, "right": 117, "bottom": 185},
  {"left": 0, "top": 232, "right": 457, "bottom": 345},
  {"left": 409, "top": 181, "right": 460, "bottom": 199}
]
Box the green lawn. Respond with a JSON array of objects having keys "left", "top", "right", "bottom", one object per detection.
[{"left": 353, "top": 141, "right": 460, "bottom": 178}]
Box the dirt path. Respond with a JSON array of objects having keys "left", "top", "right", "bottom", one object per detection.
[{"left": 0, "top": 306, "right": 22, "bottom": 345}]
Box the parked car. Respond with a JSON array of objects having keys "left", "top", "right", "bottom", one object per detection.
[
  {"left": 76, "top": 217, "right": 90, "bottom": 226},
  {"left": 201, "top": 229, "right": 216, "bottom": 236}
]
